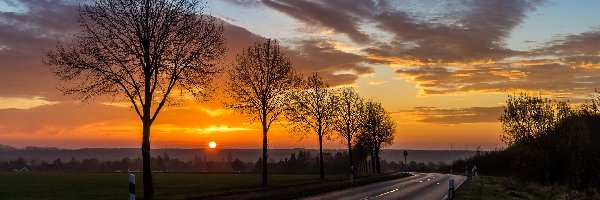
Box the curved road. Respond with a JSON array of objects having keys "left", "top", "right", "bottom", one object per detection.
[{"left": 300, "top": 173, "right": 466, "bottom": 200}]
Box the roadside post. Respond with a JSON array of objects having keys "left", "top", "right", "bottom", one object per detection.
[
  {"left": 403, "top": 151, "right": 408, "bottom": 173},
  {"left": 129, "top": 174, "right": 135, "bottom": 200},
  {"left": 448, "top": 178, "right": 455, "bottom": 200},
  {"left": 472, "top": 165, "right": 478, "bottom": 182},
  {"left": 350, "top": 165, "right": 354, "bottom": 185}
]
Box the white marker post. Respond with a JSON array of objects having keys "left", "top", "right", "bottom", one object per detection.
[
  {"left": 448, "top": 178, "right": 455, "bottom": 200},
  {"left": 350, "top": 165, "right": 354, "bottom": 185},
  {"left": 129, "top": 174, "right": 135, "bottom": 200}
]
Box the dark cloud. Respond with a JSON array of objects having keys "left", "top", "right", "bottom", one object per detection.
[
  {"left": 542, "top": 30, "right": 600, "bottom": 56},
  {"left": 531, "top": 30, "right": 600, "bottom": 67},
  {"left": 221, "top": 22, "right": 371, "bottom": 86},
  {"left": 398, "top": 106, "right": 504, "bottom": 124},
  {"left": 262, "top": 0, "right": 374, "bottom": 44},
  {"left": 0, "top": 0, "right": 79, "bottom": 100},
  {"left": 223, "top": 0, "right": 262, "bottom": 7},
  {"left": 286, "top": 39, "right": 372, "bottom": 85},
  {"left": 263, "top": 0, "right": 545, "bottom": 64},
  {"left": 371, "top": 0, "right": 546, "bottom": 64}
]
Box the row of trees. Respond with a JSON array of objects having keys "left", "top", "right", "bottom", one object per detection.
[
  {"left": 44, "top": 0, "right": 397, "bottom": 198},
  {"left": 456, "top": 92, "right": 600, "bottom": 190},
  {"left": 226, "top": 40, "right": 397, "bottom": 184}
]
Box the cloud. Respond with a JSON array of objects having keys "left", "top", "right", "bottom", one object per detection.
[
  {"left": 391, "top": 28, "right": 600, "bottom": 97},
  {"left": 396, "top": 62, "right": 600, "bottom": 97},
  {"left": 539, "top": 30, "right": 600, "bottom": 56},
  {"left": 198, "top": 107, "right": 233, "bottom": 117},
  {"left": 368, "top": 81, "right": 387, "bottom": 85},
  {"left": 223, "top": 0, "right": 263, "bottom": 7},
  {"left": 370, "top": 0, "right": 547, "bottom": 64},
  {"left": 286, "top": 39, "right": 373, "bottom": 85},
  {"left": 262, "top": 0, "right": 374, "bottom": 44},
  {"left": 219, "top": 18, "right": 372, "bottom": 86},
  {"left": 263, "top": 0, "right": 545, "bottom": 65},
  {"left": 530, "top": 30, "right": 600, "bottom": 68},
  {"left": 192, "top": 125, "right": 253, "bottom": 134},
  {"left": 0, "top": 0, "right": 78, "bottom": 101},
  {"left": 0, "top": 96, "right": 58, "bottom": 109},
  {"left": 0, "top": 102, "right": 134, "bottom": 135},
  {"left": 148, "top": 124, "right": 253, "bottom": 135},
  {"left": 398, "top": 106, "right": 504, "bottom": 124}
]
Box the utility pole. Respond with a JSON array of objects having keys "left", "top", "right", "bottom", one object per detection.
[{"left": 403, "top": 151, "right": 408, "bottom": 173}]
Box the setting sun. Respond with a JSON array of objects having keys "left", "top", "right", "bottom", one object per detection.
[{"left": 208, "top": 141, "right": 217, "bottom": 149}]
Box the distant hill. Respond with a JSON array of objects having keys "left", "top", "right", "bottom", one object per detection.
[
  {"left": 0, "top": 144, "right": 16, "bottom": 151},
  {"left": 0, "top": 147, "right": 474, "bottom": 164},
  {"left": 379, "top": 149, "right": 474, "bottom": 164}
]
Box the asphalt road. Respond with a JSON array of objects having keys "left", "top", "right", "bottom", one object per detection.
[{"left": 300, "top": 173, "right": 466, "bottom": 200}]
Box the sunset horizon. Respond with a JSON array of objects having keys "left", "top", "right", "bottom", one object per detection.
[{"left": 2, "top": 0, "right": 600, "bottom": 151}]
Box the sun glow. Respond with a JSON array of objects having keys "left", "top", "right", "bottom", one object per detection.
[{"left": 208, "top": 141, "right": 217, "bottom": 149}]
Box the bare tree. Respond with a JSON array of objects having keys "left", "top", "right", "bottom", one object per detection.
[
  {"left": 225, "top": 39, "right": 298, "bottom": 186},
  {"left": 286, "top": 72, "right": 338, "bottom": 179},
  {"left": 44, "top": 0, "right": 225, "bottom": 198},
  {"left": 360, "top": 100, "right": 395, "bottom": 174},
  {"left": 333, "top": 88, "right": 365, "bottom": 177},
  {"left": 374, "top": 111, "right": 395, "bottom": 173}
]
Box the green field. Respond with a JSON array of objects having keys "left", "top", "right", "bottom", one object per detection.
[
  {"left": 0, "top": 172, "right": 350, "bottom": 200},
  {"left": 0, "top": 172, "right": 413, "bottom": 200}
]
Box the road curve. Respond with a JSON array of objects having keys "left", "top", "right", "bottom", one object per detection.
[{"left": 299, "top": 173, "right": 466, "bottom": 200}]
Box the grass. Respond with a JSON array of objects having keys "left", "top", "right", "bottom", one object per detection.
[
  {"left": 0, "top": 172, "right": 407, "bottom": 200},
  {"left": 214, "top": 172, "right": 412, "bottom": 200},
  {"left": 456, "top": 175, "right": 600, "bottom": 200}
]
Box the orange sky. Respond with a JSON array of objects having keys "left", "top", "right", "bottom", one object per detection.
[{"left": 2, "top": 0, "right": 600, "bottom": 150}]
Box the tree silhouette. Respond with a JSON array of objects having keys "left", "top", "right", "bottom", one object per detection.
[
  {"left": 286, "top": 72, "right": 338, "bottom": 179},
  {"left": 499, "top": 93, "right": 555, "bottom": 146},
  {"left": 225, "top": 38, "right": 298, "bottom": 185},
  {"left": 403, "top": 151, "right": 408, "bottom": 172},
  {"left": 333, "top": 88, "right": 365, "bottom": 176},
  {"left": 44, "top": 0, "right": 225, "bottom": 198},
  {"left": 359, "top": 101, "right": 395, "bottom": 174}
]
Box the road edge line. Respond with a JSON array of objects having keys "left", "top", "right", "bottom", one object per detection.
[{"left": 441, "top": 175, "right": 467, "bottom": 200}]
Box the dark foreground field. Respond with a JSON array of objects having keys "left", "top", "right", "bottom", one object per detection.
[
  {"left": 456, "top": 175, "right": 600, "bottom": 200},
  {"left": 0, "top": 172, "right": 408, "bottom": 200}
]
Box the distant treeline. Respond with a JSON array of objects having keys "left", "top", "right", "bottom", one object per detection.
[
  {"left": 1, "top": 150, "right": 410, "bottom": 174},
  {"left": 0, "top": 147, "right": 474, "bottom": 164},
  {"left": 454, "top": 92, "right": 600, "bottom": 191}
]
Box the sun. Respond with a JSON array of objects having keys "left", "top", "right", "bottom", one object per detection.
[{"left": 208, "top": 141, "right": 217, "bottom": 149}]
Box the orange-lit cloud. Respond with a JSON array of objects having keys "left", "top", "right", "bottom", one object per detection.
[
  {"left": 0, "top": 96, "right": 58, "bottom": 109},
  {"left": 396, "top": 106, "right": 504, "bottom": 124}
]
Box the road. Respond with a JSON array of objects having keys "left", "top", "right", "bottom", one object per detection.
[{"left": 300, "top": 173, "right": 466, "bottom": 200}]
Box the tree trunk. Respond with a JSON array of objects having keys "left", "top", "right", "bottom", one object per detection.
[
  {"left": 141, "top": 8, "right": 154, "bottom": 198},
  {"left": 318, "top": 132, "right": 325, "bottom": 179},
  {"left": 347, "top": 136, "right": 353, "bottom": 176},
  {"left": 375, "top": 146, "right": 381, "bottom": 174},
  {"left": 261, "top": 119, "right": 268, "bottom": 186},
  {"left": 370, "top": 150, "right": 376, "bottom": 174},
  {"left": 142, "top": 119, "right": 153, "bottom": 199}
]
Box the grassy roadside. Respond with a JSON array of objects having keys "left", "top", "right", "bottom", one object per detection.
[
  {"left": 456, "top": 175, "right": 600, "bottom": 200},
  {"left": 0, "top": 172, "right": 409, "bottom": 200}
]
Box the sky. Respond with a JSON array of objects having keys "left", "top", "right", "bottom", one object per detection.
[{"left": 1, "top": 0, "right": 600, "bottom": 150}]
